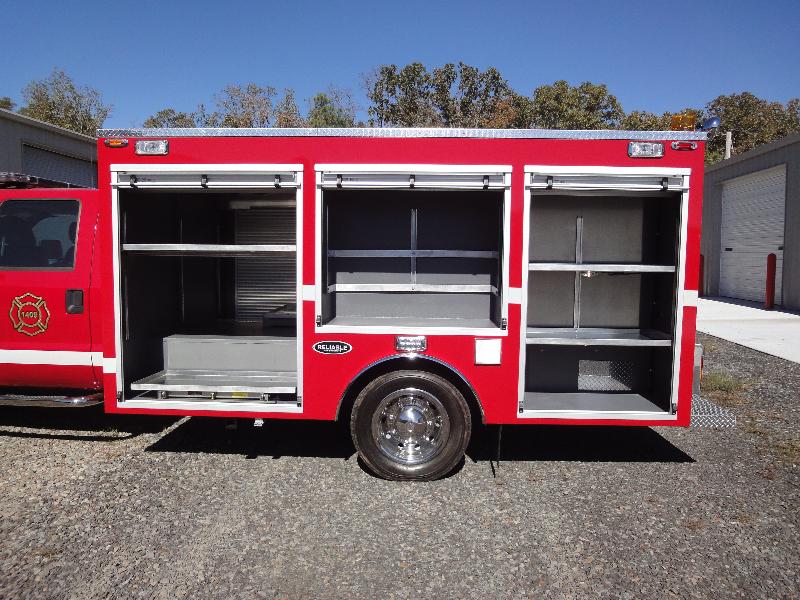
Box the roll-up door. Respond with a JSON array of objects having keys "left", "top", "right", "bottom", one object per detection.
[
  {"left": 21, "top": 145, "right": 95, "bottom": 187},
  {"left": 317, "top": 165, "right": 509, "bottom": 190},
  {"left": 234, "top": 206, "right": 296, "bottom": 320},
  {"left": 112, "top": 165, "right": 301, "bottom": 189},
  {"left": 720, "top": 165, "right": 786, "bottom": 304}
]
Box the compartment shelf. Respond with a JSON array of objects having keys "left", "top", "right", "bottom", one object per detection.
[
  {"left": 327, "top": 283, "right": 497, "bottom": 294},
  {"left": 529, "top": 262, "right": 674, "bottom": 273},
  {"left": 328, "top": 249, "right": 498, "bottom": 258},
  {"left": 523, "top": 391, "right": 668, "bottom": 413},
  {"left": 122, "top": 243, "right": 296, "bottom": 257},
  {"left": 131, "top": 369, "right": 297, "bottom": 395},
  {"left": 526, "top": 327, "right": 672, "bottom": 346}
]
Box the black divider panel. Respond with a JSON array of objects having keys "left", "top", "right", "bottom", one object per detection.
[
  {"left": 529, "top": 196, "right": 582, "bottom": 262},
  {"left": 527, "top": 272, "right": 575, "bottom": 327},
  {"left": 416, "top": 257, "right": 497, "bottom": 285},
  {"left": 327, "top": 192, "right": 411, "bottom": 250}
]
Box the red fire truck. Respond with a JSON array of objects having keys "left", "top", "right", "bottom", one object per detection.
[{"left": 0, "top": 127, "right": 708, "bottom": 479}]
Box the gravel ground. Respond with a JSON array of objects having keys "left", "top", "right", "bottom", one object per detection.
[{"left": 1, "top": 333, "right": 798, "bottom": 599}]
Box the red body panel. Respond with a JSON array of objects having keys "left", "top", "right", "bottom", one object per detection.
[
  {"left": 0, "top": 137, "right": 704, "bottom": 426},
  {"left": 0, "top": 188, "right": 101, "bottom": 391}
]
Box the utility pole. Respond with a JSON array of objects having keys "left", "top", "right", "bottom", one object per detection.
[{"left": 724, "top": 131, "right": 733, "bottom": 159}]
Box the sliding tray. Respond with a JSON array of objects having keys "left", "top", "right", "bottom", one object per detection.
[
  {"left": 131, "top": 369, "right": 296, "bottom": 398},
  {"left": 526, "top": 327, "right": 672, "bottom": 346}
]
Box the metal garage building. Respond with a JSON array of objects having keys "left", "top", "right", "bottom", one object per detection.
[
  {"left": 0, "top": 108, "right": 96, "bottom": 187},
  {"left": 702, "top": 133, "right": 800, "bottom": 310}
]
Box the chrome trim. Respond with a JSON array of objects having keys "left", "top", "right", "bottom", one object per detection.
[
  {"left": 0, "top": 392, "right": 103, "bottom": 408},
  {"left": 98, "top": 127, "right": 708, "bottom": 141}
]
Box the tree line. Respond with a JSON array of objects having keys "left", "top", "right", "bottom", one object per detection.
[{"left": 2, "top": 65, "right": 798, "bottom": 163}]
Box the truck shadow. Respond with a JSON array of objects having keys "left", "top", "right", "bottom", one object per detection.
[
  {"left": 0, "top": 405, "right": 177, "bottom": 442},
  {"left": 144, "top": 418, "right": 694, "bottom": 466}
]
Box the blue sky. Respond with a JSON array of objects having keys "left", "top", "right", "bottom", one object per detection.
[{"left": 3, "top": 0, "right": 798, "bottom": 127}]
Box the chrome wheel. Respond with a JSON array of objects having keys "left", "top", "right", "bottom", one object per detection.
[{"left": 371, "top": 387, "right": 451, "bottom": 465}]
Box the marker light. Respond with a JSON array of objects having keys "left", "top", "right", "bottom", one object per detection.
[
  {"left": 135, "top": 140, "right": 169, "bottom": 155},
  {"left": 104, "top": 138, "right": 128, "bottom": 148},
  {"left": 671, "top": 141, "right": 698, "bottom": 151},
  {"left": 628, "top": 141, "right": 664, "bottom": 158}
]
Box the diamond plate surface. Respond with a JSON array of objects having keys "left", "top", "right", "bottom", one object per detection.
[
  {"left": 97, "top": 127, "right": 708, "bottom": 141},
  {"left": 578, "top": 360, "right": 634, "bottom": 392},
  {"left": 690, "top": 395, "right": 737, "bottom": 428}
]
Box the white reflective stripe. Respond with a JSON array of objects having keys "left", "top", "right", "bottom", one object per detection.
[
  {"left": 103, "top": 358, "right": 118, "bottom": 374},
  {"left": 508, "top": 287, "right": 523, "bottom": 304},
  {"left": 684, "top": 290, "right": 699, "bottom": 307},
  {"left": 0, "top": 349, "right": 99, "bottom": 366},
  {"left": 302, "top": 285, "right": 315, "bottom": 301}
]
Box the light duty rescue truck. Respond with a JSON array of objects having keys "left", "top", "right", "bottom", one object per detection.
[{"left": 0, "top": 127, "right": 707, "bottom": 480}]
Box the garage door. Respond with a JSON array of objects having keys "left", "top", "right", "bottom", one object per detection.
[{"left": 720, "top": 165, "right": 785, "bottom": 304}]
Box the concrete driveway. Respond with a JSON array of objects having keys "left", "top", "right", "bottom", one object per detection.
[{"left": 697, "top": 296, "right": 800, "bottom": 363}]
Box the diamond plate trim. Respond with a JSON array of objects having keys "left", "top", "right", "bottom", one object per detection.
[
  {"left": 97, "top": 127, "right": 708, "bottom": 141},
  {"left": 690, "top": 395, "right": 737, "bottom": 428}
]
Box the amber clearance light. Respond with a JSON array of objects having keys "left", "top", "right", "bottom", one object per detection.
[{"left": 103, "top": 138, "right": 129, "bottom": 148}]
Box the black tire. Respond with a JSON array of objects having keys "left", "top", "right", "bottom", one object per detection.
[{"left": 350, "top": 370, "right": 471, "bottom": 481}]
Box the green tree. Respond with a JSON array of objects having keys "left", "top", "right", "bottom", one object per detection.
[
  {"left": 143, "top": 108, "right": 197, "bottom": 128},
  {"left": 274, "top": 89, "right": 305, "bottom": 127},
  {"left": 365, "top": 62, "right": 514, "bottom": 127},
  {"left": 306, "top": 88, "right": 356, "bottom": 127},
  {"left": 18, "top": 69, "right": 111, "bottom": 135},
  {"left": 704, "top": 92, "right": 800, "bottom": 163},
  {"left": 0, "top": 96, "right": 15, "bottom": 111},
  {"left": 531, "top": 80, "right": 622, "bottom": 129},
  {"left": 212, "top": 83, "right": 276, "bottom": 127}
]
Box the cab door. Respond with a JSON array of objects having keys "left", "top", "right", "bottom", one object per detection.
[{"left": 0, "top": 188, "right": 100, "bottom": 390}]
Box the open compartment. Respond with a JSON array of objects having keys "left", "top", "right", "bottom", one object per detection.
[
  {"left": 319, "top": 189, "right": 504, "bottom": 328},
  {"left": 117, "top": 189, "right": 298, "bottom": 403},
  {"left": 523, "top": 345, "right": 673, "bottom": 413},
  {"left": 522, "top": 176, "right": 685, "bottom": 416}
]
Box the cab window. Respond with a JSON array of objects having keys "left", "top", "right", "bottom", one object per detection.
[{"left": 0, "top": 199, "right": 80, "bottom": 269}]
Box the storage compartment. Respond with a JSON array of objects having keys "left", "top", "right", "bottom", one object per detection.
[
  {"left": 320, "top": 189, "right": 504, "bottom": 328},
  {"left": 117, "top": 189, "right": 298, "bottom": 402},
  {"left": 523, "top": 345, "right": 673, "bottom": 413},
  {"left": 523, "top": 187, "right": 683, "bottom": 415}
]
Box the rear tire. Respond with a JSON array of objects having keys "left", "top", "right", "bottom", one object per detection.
[{"left": 350, "top": 370, "right": 471, "bottom": 481}]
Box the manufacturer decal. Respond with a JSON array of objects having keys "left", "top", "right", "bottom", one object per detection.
[
  {"left": 9, "top": 293, "right": 51, "bottom": 337},
  {"left": 313, "top": 341, "right": 352, "bottom": 355}
]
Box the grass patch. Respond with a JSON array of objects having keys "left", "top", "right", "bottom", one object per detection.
[
  {"left": 701, "top": 372, "right": 745, "bottom": 393},
  {"left": 701, "top": 371, "right": 749, "bottom": 407}
]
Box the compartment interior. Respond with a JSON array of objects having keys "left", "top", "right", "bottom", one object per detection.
[
  {"left": 320, "top": 189, "right": 504, "bottom": 328},
  {"left": 524, "top": 190, "right": 682, "bottom": 414},
  {"left": 118, "top": 189, "right": 297, "bottom": 401}
]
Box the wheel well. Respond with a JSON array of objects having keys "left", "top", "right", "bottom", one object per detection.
[{"left": 336, "top": 355, "right": 484, "bottom": 425}]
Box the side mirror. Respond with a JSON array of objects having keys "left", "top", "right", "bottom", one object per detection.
[{"left": 698, "top": 116, "right": 721, "bottom": 133}]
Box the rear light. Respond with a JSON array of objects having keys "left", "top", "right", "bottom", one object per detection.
[
  {"left": 135, "top": 140, "right": 169, "bottom": 155},
  {"left": 628, "top": 141, "right": 664, "bottom": 158},
  {"left": 671, "top": 141, "right": 698, "bottom": 151}
]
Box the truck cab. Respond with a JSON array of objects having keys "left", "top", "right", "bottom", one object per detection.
[{"left": 0, "top": 184, "right": 102, "bottom": 405}]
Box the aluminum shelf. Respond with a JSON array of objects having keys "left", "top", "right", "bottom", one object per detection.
[
  {"left": 328, "top": 249, "right": 498, "bottom": 259},
  {"left": 525, "top": 328, "right": 672, "bottom": 347},
  {"left": 131, "top": 369, "right": 297, "bottom": 395},
  {"left": 528, "top": 262, "right": 675, "bottom": 273},
  {"left": 523, "top": 391, "right": 667, "bottom": 413},
  {"left": 326, "top": 283, "right": 497, "bottom": 294},
  {"left": 122, "top": 243, "right": 296, "bottom": 257}
]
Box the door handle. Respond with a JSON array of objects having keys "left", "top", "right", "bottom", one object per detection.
[{"left": 66, "top": 289, "right": 84, "bottom": 314}]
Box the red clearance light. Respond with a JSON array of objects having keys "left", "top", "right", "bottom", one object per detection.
[
  {"left": 671, "top": 141, "right": 698, "bottom": 151},
  {"left": 104, "top": 138, "right": 129, "bottom": 148}
]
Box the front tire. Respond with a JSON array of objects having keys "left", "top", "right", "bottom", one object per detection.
[{"left": 351, "top": 370, "right": 471, "bottom": 481}]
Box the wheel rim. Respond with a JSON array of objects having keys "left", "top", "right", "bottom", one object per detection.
[{"left": 371, "top": 387, "right": 451, "bottom": 465}]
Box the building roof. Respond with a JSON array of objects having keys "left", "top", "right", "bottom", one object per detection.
[
  {"left": 706, "top": 131, "right": 800, "bottom": 173},
  {"left": 0, "top": 107, "right": 96, "bottom": 143}
]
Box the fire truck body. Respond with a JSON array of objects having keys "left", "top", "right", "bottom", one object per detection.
[{"left": 0, "top": 128, "right": 705, "bottom": 479}]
